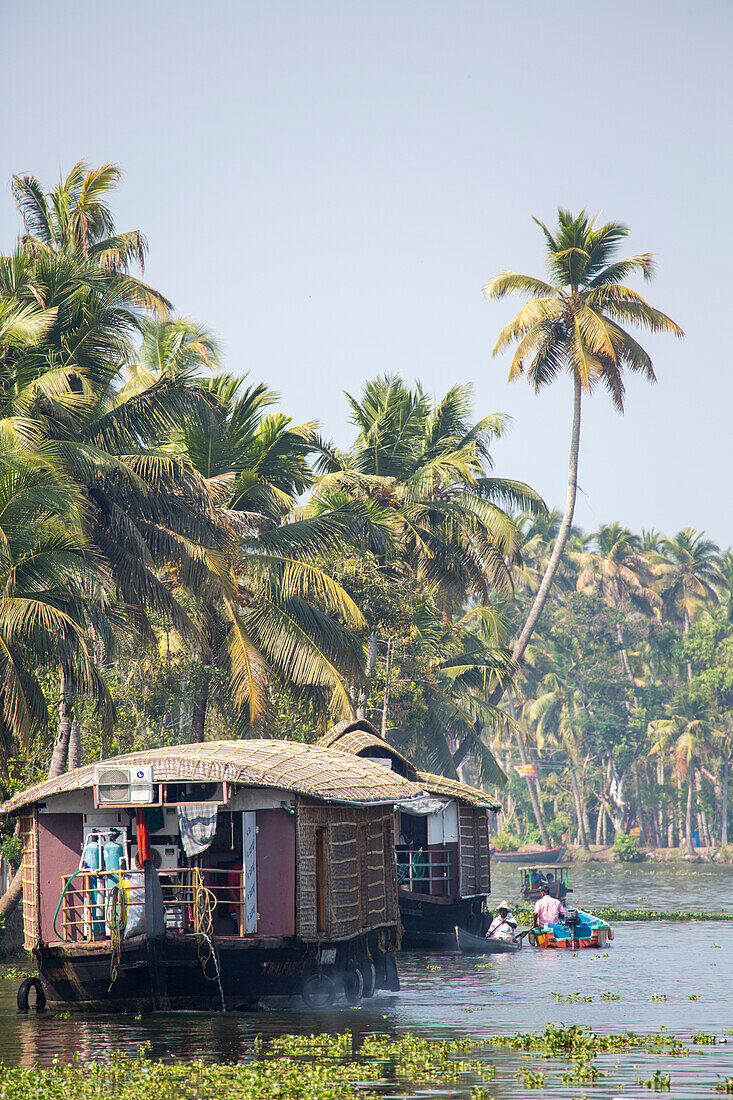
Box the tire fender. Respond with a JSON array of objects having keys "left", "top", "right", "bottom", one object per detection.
[
  {"left": 17, "top": 976, "right": 46, "bottom": 1013},
  {"left": 359, "top": 959, "right": 376, "bottom": 998}
]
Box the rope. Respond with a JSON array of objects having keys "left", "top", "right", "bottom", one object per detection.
[
  {"left": 192, "top": 867, "right": 220, "bottom": 982},
  {"left": 107, "top": 882, "right": 127, "bottom": 992}
]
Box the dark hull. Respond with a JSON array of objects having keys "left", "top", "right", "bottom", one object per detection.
[
  {"left": 398, "top": 891, "right": 486, "bottom": 949},
  {"left": 491, "top": 845, "right": 566, "bottom": 865},
  {"left": 36, "top": 930, "right": 399, "bottom": 1011},
  {"left": 455, "top": 926, "right": 522, "bottom": 954}
]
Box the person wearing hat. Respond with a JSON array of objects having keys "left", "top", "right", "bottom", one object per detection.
[{"left": 486, "top": 900, "right": 518, "bottom": 942}]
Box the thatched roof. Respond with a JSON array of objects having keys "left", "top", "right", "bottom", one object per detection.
[
  {"left": 0, "top": 740, "right": 422, "bottom": 816},
  {"left": 319, "top": 720, "right": 500, "bottom": 811},
  {"left": 417, "top": 770, "right": 501, "bottom": 811},
  {"left": 318, "top": 719, "right": 417, "bottom": 778}
]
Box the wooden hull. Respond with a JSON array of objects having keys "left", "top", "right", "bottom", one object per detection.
[
  {"left": 492, "top": 845, "right": 566, "bottom": 865},
  {"left": 35, "top": 930, "right": 400, "bottom": 1011},
  {"left": 455, "top": 926, "right": 522, "bottom": 954},
  {"left": 398, "top": 891, "right": 486, "bottom": 949}
]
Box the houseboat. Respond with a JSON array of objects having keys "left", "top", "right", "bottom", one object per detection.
[
  {"left": 0, "top": 740, "right": 421, "bottom": 1011},
  {"left": 319, "top": 720, "right": 501, "bottom": 948}
]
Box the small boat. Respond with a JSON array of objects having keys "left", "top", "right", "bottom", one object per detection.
[
  {"left": 520, "top": 863, "right": 573, "bottom": 902},
  {"left": 491, "top": 844, "right": 566, "bottom": 865},
  {"left": 455, "top": 926, "right": 523, "bottom": 954},
  {"left": 530, "top": 908, "right": 613, "bottom": 950}
]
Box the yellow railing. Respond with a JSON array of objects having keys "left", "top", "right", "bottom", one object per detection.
[{"left": 56, "top": 868, "right": 245, "bottom": 943}]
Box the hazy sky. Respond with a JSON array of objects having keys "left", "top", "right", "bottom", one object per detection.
[{"left": 3, "top": 1, "right": 731, "bottom": 542}]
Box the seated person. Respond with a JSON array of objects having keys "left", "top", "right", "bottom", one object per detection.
[
  {"left": 533, "top": 882, "right": 564, "bottom": 928},
  {"left": 486, "top": 900, "right": 518, "bottom": 942},
  {"left": 545, "top": 871, "right": 558, "bottom": 898}
]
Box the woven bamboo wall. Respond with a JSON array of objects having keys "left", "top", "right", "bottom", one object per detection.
[
  {"left": 458, "top": 806, "right": 491, "bottom": 897},
  {"left": 19, "top": 811, "right": 40, "bottom": 950},
  {"left": 296, "top": 800, "right": 397, "bottom": 941}
]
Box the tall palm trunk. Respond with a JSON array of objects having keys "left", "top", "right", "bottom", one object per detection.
[
  {"left": 453, "top": 378, "right": 582, "bottom": 769},
  {"left": 569, "top": 762, "right": 590, "bottom": 850},
  {"left": 1, "top": 668, "right": 75, "bottom": 922},
  {"left": 190, "top": 669, "right": 210, "bottom": 743},
  {"left": 68, "top": 716, "right": 82, "bottom": 771},
  {"left": 506, "top": 696, "right": 551, "bottom": 847},
  {"left": 381, "top": 637, "right": 395, "bottom": 737},
  {"left": 722, "top": 759, "right": 729, "bottom": 847},
  {"left": 685, "top": 759, "right": 696, "bottom": 857},
  {"left": 48, "top": 668, "right": 73, "bottom": 780},
  {"left": 357, "top": 634, "right": 378, "bottom": 719}
]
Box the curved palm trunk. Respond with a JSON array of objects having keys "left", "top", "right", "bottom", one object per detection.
[
  {"left": 453, "top": 378, "right": 582, "bottom": 770},
  {"left": 68, "top": 716, "right": 82, "bottom": 771},
  {"left": 190, "top": 669, "right": 210, "bottom": 743},
  {"left": 509, "top": 377, "right": 583, "bottom": 668},
  {"left": 685, "top": 759, "right": 696, "bottom": 857},
  {"left": 357, "top": 634, "right": 378, "bottom": 719},
  {"left": 722, "top": 759, "right": 729, "bottom": 847},
  {"left": 48, "top": 669, "right": 73, "bottom": 780},
  {"left": 1, "top": 668, "right": 75, "bottom": 922},
  {"left": 569, "top": 763, "right": 590, "bottom": 850},
  {"left": 506, "top": 696, "right": 551, "bottom": 847}
]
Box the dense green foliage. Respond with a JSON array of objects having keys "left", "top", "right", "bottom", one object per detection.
[
  {"left": 0, "top": 166, "right": 719, "bottom": 878},
  {"left": 492, "top": 519, "right": 733, "bottom": 854}
]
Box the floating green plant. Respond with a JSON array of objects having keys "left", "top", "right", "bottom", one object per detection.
[
  {"left": 638, "top": 1068, "right": 672, "bottom": 1090},
  {"left": 516, "top": 1067, "right": 546, "bottom": 1087}
]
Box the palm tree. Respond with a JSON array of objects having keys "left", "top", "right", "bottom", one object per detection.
[
  {"left": 576, "top": 523, "right": 660, "bottom": 690},
  {"left": 0, "top": 177, "right": 224, "bottom": 764},
  {"left": 481, "top": 208, "right": 683, "bottom": 688},
  {"left": 315, "top": 375, "right": 544, "bottom": 606},
  {"left": 525, "top": 674, "right": 592, "bottom": 850},
  {"left": 12, "top": 160, "right": 169, "bottom": 313},
  {"left": 0, "top": 451, "right": 114, "bottom": 768},
  {"left": 656, "top": 528, "right": 723, "bottom": 634},
  {"left": 649, "top": 694, "right": 719, "bottom": 856},
  {"left": 172, "top": 372, "right": 368, "bottom": 738},
  {"left": 116, "top": 316, "right": 221, "bottom": 402}
]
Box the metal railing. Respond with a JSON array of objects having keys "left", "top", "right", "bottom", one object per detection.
[
  {"left": 395, "top": 846, "right": 455, "bottom": 896},
  {"left": 56, "top": 868, "right": 245, "bottom": 943}
]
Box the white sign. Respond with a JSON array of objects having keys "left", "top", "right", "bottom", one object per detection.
[{"left": 242, "top": 811, "right": 258, "bottom": 934}]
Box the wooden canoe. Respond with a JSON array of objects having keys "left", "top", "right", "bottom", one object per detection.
[
  {"left": 455, "top": 926, "right": 522, "bottom": 954},
  {"left": 491, "top": 844, "right": 566, "bottom": 865}
]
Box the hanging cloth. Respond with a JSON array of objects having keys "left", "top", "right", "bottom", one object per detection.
[
  {"left": 136, "top": 809, "right": 152, "bottom": 864},
  {"left": 178, "top": 803, "right": 218, "bottom": 857}
]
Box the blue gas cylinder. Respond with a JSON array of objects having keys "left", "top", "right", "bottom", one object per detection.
[
  {"left": 82, "top": 840, "right": 101, "bottom": 870},
  {"left": 103, "top": 838, "right": 125, "bottom": 872}
]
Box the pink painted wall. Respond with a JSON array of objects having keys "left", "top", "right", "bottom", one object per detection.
[
  {"left": 256, "top": 809, "right": 295, "bottom": 936},
  {"left": 38, "top": 814, "right": 83, "bottom": 943}
]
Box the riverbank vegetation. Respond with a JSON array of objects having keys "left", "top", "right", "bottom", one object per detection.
[{"left": 1, "top": 159, "right": 724, "bottom": 923}]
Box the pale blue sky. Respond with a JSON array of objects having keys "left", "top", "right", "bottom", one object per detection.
[{"left": 3, "top": 1, "right": 731, "bottom": 541}]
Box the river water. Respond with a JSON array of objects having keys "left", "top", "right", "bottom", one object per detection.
[{"left": 2, "top": 863, "right": 732, "bottom": 1097}]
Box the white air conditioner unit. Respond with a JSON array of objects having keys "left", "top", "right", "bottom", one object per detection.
[
  {"left": 94, "top": 765, "right": 155, "bottom": 806},
  {"left": 131, "top": 843, "right": 179, "bottom": 871}
]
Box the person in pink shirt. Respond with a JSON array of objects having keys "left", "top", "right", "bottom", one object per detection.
[{"left": 534, "top": 882, "right": 565, "bottom": 927}]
